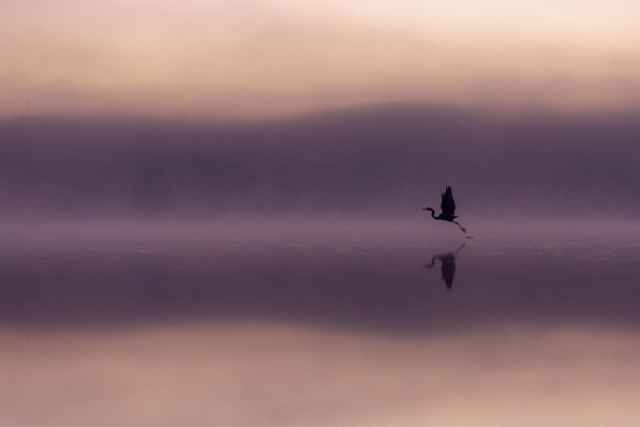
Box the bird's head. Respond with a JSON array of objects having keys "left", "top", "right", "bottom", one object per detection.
[{"left": 422, "top": 207, "right": 435, "bottom": 212}]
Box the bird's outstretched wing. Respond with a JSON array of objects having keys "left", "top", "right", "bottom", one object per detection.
[{"left": 440, "top": 186, "right": 456, "bottom": 217}]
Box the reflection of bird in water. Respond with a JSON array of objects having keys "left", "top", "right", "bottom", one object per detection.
[
  {"left": 425, "top": 242, "right": 466, "bottom": 290},
  {"left": 423, "top": 186, "right": 468, "bottom": 234}
]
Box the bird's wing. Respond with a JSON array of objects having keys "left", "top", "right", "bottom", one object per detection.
[{"left": 440, "top": 186, "right": 456, "bottom": 217}]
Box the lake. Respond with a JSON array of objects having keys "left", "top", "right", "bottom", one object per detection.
[{"left": 1, "top": 218, "right": 639, "bottom": 426}]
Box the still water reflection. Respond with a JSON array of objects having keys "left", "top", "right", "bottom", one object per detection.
[
  {"left": 425, "top": 242, "right": 465, "bottom": 290},
  {"left": 0, "top": 218, "right": 639, "bottom": 426}
]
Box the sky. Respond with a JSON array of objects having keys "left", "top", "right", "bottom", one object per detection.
[{"left": 2, "top": 0, "right": 640, "bottom": 119}]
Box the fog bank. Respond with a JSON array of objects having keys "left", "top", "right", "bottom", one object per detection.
[{"left": 1, "top": 106, "right": 638, "bottom": 218}]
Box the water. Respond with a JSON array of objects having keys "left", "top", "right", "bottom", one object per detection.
[{"left": 1, "top": 218, "right": 639, "bottom": 425}]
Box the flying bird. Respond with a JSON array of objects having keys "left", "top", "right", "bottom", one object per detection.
[{"left": 423, "top": 186, "right": 467, "bottom": 233}]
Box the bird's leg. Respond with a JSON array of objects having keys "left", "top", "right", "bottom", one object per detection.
[{"left": 452, "top": 220, "right": 467, "bottom": 233}]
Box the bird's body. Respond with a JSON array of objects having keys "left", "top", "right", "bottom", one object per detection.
[{"left": 423, "top": 186, "right": 467, "bottom": 233}]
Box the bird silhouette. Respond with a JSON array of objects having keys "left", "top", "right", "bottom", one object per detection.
[
  {"left": 425, "top": 242, "right": 466, "bottom": 290},
  {"left": 423, "top": 186, "right": 467, "bottom": 233}
]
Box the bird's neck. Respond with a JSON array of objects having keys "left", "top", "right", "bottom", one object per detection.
[{"left": 426, "top": 208, "right": 437, "bottom": 219}]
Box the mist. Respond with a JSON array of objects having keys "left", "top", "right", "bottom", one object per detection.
[{"left": 1, "top": 105, "right": 638, "bottom": 219}]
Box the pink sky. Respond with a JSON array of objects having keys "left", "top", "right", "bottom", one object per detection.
[{"left": 3, "top": 0, "right": 639, "bottom": 118}]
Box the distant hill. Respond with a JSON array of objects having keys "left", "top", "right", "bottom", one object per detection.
[{"left": 1, "top": 105, "right": 638, "bottom": 217}]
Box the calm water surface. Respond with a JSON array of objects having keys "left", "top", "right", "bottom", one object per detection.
[{"left": 1, "top": 218, "right": 639, "bottom": 426}]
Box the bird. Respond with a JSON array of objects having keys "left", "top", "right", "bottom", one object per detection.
[{"left": 423, "top": 186, "right": 467, "bottom": 233}]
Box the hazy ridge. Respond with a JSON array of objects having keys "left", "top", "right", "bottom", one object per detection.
[{"left": 1, "top": 106, "right": 638, "bottom": 218}]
